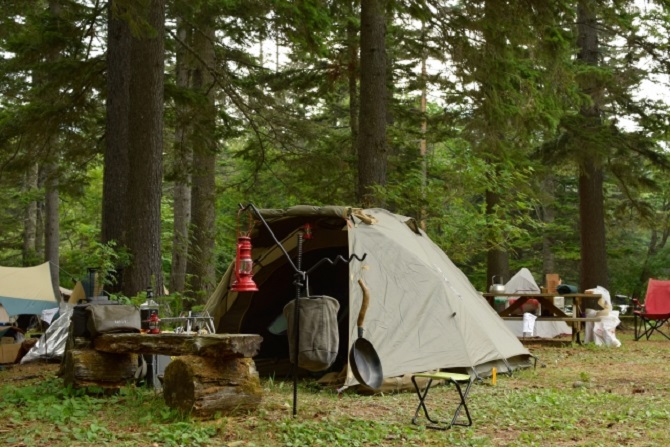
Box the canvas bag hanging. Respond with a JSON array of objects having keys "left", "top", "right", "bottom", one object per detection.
[
  {"left": 283, "top": 291, "right": 340, "bottom": 372},
  {"left": 86, "top": 304, "right": 141, "bottom": 337}
]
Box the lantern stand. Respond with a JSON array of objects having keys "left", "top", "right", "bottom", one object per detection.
[{"left": 237, "top": 203, "right": 366, "bottom": 417}]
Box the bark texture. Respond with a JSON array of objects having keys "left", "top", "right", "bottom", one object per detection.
[
  {"left": 44, "top": 162, "right": 59, "bottom": 298},
  {"left": 577, "top": 0, "right": 608, "bottom": 290},
  {"left": 61, "top": 348, "right": 138, "bottom": 390},
  {"left": 486, "top": 189, "right": 509, "bottom": 286},
  {"left": 124, "top": 0, "right": 165, "bottom": 296},
  {"left": 93, "top": 333, "right": 262, "bottom": 358},
  {"left": 22, "top": 163, "right": 39, "bottom": 265},
  {"left": 357, "top": 0, "right": 387, "bottom": 207},
  {"left": 163, "top": 356, "right": 262, "bottom": 416},
  {"left": 186, "top": 20, "right": 217, "bottom": 304},
  {"left": 169, "top": 18, "right": 192, "bottom": 294},
  {"left": 102, "top": 0, "right": 131, "bottom": 249}
]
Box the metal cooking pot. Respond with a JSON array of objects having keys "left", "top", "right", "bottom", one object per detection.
[{"left": 489, "top": 275, "right": 506, "bottom": 294}]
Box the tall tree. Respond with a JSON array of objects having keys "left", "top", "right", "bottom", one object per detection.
[
  {"left": 22, "top": 163, "right": 39, "bottom": 265},
  {"left": 357, "top": 0, "right": 388, "bottom": 207},
  {"left": 44, "top": 0, "right": 63, "bottom": 297},
  {"left": 123, "top": 0, "right": 165, "bottom": 296},
  {"left": 185, "top": 11, "right": 218, "bottom": 304},
  {"left": 169, "top": 17, "right": 192, "bottom": 294},
  {"left": 576, "top": 0, "right": 608, "bottom": 290},
  {"left": 347, "top": 1, "right": 359, "bottom": 160},
  {"left": 102, "top": 0, "right": 131, "bottom": 259}
]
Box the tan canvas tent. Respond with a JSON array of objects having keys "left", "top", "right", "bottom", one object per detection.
[
  {"left": 0, "top": 262, "right": 58, "bottom": 316},
  {"left": 205, "top": 206, "right": 533, "bottom": 387}
]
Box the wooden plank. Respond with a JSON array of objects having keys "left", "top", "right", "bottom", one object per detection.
[{"left": 93, "top": 333, "right": 262, "bottom": 358}]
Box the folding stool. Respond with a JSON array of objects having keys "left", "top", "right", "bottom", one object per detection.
[{"left": 411, "top": 371, "right": 474, "bottom": 430}]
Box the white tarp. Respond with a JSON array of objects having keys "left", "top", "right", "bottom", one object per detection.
[{"left": 21, "top": 303, "right": 73, "bottom": 363}]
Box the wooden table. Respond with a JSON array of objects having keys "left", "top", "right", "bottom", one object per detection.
[{"left": 482, "top": 293, "right": 602, "bottom": 343}]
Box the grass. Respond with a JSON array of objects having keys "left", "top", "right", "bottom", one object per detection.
[{"left": 1, "top": 327, "right": 669, "bottom": 446}]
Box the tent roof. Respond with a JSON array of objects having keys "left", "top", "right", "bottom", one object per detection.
[{"left": 0, "top": 262, "right": 58, "bottom": 316}]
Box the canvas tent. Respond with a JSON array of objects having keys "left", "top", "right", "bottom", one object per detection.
[
  {"left": 205, "top": 206, "right": 533, "bottom": 387},
  {"left": 0, "top": 262, "right": 58, "bottom": 317},
  {"left": 503, "top": 268, "right": 571, "bottom": 338}
]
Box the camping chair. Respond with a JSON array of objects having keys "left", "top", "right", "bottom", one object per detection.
[
  {"left": 411, "top": 372, "right": 474, "bottom": 430},
  {"left": 633, "top": 279, "right": 670, "bottom": 341}
]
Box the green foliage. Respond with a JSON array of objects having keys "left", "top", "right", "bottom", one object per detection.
[
  {"left": 0, "top": 377, "right": 215, "bottom": 447},
  {"left": 0, "top": 0, "right": 669, "bottom": 297},
  {"left": 4, "top": 333, "right": 670, "bottom": 446},
  {"left": 150, "top": 422, "right": 216, "bottom": 447},
  {"left": 60, "top": 240, "right": 130, "bottom": 289},
  {"left": 276, "top": 417, "right": 422, "bottom": 447}
]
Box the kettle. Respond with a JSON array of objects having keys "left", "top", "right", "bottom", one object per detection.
[{"left": 489, "top": 275, "right": 506, "bottom": 294}]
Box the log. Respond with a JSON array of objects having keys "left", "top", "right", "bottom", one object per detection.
[
  {"left": 61, "top": 348, "right": 138, "bottom": 391},
  {"left": 163, "top": 356, "right": 262, "bottom": 417},
  {"left": 94, "top": 333, "right": 262, "bottom": 359}
]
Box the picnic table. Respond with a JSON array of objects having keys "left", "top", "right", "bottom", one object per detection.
[{"left": 482, "top": 292, "right": 602, "bottom": 343}]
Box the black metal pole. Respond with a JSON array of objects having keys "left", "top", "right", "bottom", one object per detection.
[{"left": 292, "top": 231, "right": 304, "bottom": 417}]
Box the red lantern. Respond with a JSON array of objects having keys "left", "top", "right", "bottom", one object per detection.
[
  {"left": 231, "top": 210, "right": 259, "bottom": 292},
  {"left": 303, "top": 223, "right": 313, "bottom": 240},
  {"left": 147, "top": 311, "right": 161, "bottom": 334}
]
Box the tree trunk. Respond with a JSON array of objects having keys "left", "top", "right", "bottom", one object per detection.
[
  {"left": 170, "top": 18, "right": 192, "bottom": 294},
  {"left": 36, "top": 173, "right": 44, "bottom": 258},
  {"left": 44, "top": 163, "right": 59, "bottom": 298},
  {"left": 43, "top": 0, "right": 61, "bottom": 299},
  {"left": 540, "top": 174, "right": 557, "bottom": 276},
  {"left": 419, "top": 23, "right": 427, "bottom": 230},
  {"left": 579, "top": 158, "right": 608, "bottom": 289},
  {"left": 347, "top": 2, "right": 359, "bottom": 159},
  {"left": 486, "top": 189, "right": 509, "bottom": 286},
  {"left": 163, "top": 356, "right": 262, "bottom": 416},
  {"left": 102, "top": 0, "right": 131, "bottom": 255},
  {"left": 124, "top": 0, "right": 165, "bottom": 297},
  {"left": 357, "top": 0, "right": 387, "bottom": 207},
  {"left": 577, "top": 0, "right": 608, "bottom": 291},
  {"left": 186, "top": 21, "right": 217, "bottom": 305},
  {"left": 61, "top": 348, "right": 138, "bottom": 390},
  {"left": 22, "top": 163, "right": 39, "bottom": 266}
]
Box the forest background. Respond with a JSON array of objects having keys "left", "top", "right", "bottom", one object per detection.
[{"left": 1, "top": 0, "right": 669, "bottom": 310}]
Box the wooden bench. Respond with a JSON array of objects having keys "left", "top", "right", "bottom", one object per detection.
[
  {"left": 501, "top": 316, "right": 602, "bottom": 344},
  {"left": 62, "top": 332, "right": 263, "bottom": 417}
]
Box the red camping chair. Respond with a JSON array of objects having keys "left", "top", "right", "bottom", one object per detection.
[{"left": 633, "top": 279, "right": 670, "bottom": 341}]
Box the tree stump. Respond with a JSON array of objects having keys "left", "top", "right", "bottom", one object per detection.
[
  {"left": 61, "top": 347, "right": 138, "bottom": 391},
  {"left": 163, "top": 355, "right": 262, "bottom": 417}
]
